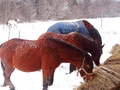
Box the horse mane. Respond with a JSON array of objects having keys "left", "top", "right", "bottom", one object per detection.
[
  {"left": 45, "top": 36, "right": 86, "bottom": 54},
  {"left": 82, "top": 20, "right": 102, "bottom": 48},
  {"left": 69, "top": 32, "right": 93, "bottom": 42},
  {"left": 73, "top": 33, "right": 100, "bottom": 53}
]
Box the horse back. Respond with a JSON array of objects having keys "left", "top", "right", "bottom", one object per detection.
[
  {"left": 39, "top": 32, "right": 96, "bottom": 52},
  {"left": 47, "top": 21, "right": 89, "bottom": 36},
  {"left": 41, "top": 36, "right": 86, "bottom": 58},
  {"left": 0, "top": 38, "right": 25, "bottom": 59}
]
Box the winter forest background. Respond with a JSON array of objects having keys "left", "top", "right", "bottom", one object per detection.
[{"left": 0, "top": 0, "right": 120, "bottom": 24}]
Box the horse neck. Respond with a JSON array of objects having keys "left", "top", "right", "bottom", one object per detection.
[
  {"left": 85, "top": 41, "right": 98, "bottom": 55},
  {"left": 82, "top": 20, "right": 93, "bottom": 31},
  {"left": 62, "top": 50, "right": 85, "bottom": 68},
  {"left": 88, "top": 27, "right": 102, "bottom": 48},
  {"left": 45, "top": 36, "right": 86, "bottom": 68},
  {"left": 76, "top": 35, "right": 98, "bottom": 55}
]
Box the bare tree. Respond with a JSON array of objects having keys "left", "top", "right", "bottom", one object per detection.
[
  {"left": 0, "top": 0, "right": 120, "bottom": 23},
  {"left": 0, "top": 0, "right": 20, "bottom": 24}
]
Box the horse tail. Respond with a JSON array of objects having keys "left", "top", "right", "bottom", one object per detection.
[
  {"left": 0, "top": 43, "right": 3, "bottom": 54},
  {"left": 0, "top": 43, "right": 3, "bottom": 48},
  {"left": 1, "top": 61, "right": 5, "bottom": 71},
  {"left": 0, "top": 43, "right": 4, "bottom": 68}
]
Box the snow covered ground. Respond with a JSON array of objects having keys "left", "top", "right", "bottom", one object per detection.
[{"left": 0, "top": 17, "right": 120, "bottom": 90}]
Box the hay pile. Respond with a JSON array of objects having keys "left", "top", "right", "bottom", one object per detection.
[
  {"left": 110, "top": 44, "right": 120, "bottom": 54},
  {"left": 75, "top": 44, "right": 120, "bottom": 90}
]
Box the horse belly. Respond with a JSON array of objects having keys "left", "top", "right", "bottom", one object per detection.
[{"left": 13, "top": 55, "right": 41, "bottom": 72}]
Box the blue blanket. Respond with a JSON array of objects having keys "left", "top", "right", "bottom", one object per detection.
[{"left": 47, "top": 20, "right": 90, "bottom": 37}]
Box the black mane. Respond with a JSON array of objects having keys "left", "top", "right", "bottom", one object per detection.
[{"left": 45, "top": 36, "right": 86, "bottom": 54}]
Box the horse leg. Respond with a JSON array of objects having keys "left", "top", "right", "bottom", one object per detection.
[
  {"left": 42, "top": 77, "right": 48, "bottom": 90},
  {"left": 1, "top": 62, "right": 15, "bottom": 90},
  {"left": 42, "top": 70, "right": 55, "bottom": 90},
  {"left": 69, "top": 64, "right": 76, "bottom": 73},
  {"left": 42, "top": 73, "right": 55, "bottom": 90},
  {"left": 48, "top": 72, "right": 54, "bottom": 86}
]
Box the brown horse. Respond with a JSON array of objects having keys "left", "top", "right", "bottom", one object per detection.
[
  {"left": 82, "top": 20, "right": 102, "bottom": 48},
  {"left": 39, "top": 32, "right": 103, "bottom": 73},
  {"left": 0, "top": 36, "right": 94, "bottom": 90},
  {"left": 47, "top": 20, "right": 104, "bottom": 73}
]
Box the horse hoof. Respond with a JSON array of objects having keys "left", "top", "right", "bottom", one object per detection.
[
  {"left": 11, "top": 89, "right": 15, "bottom": 90},
  {"left": 10, "top": 87, "right": 15, "bottom": 90},
  {"left": 1, "top": 85, "right": 5, "bottom": 87},
  {"left": 9, "top": 85, "right": 15, "bottom": 90},
  {"left": 65, "top": 73, "right": 69, "bottom": 75},
  {"left": 42, "top": 89, "right": 47, "bottom": 90},
  {"left": 1, "top": 84, "right": 7, "bottom": 87}
]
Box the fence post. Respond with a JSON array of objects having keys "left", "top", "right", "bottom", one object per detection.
[
  {"left": 18, "top": 30, "right": 21, "bottom": 38},
  {"left": 101, "top": 13, "right": 103, "bottom": 29},
  {"left": 8, "top": 26, "right": 11, "bottom": 40}
]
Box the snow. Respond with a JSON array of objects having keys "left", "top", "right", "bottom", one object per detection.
[{"left": 0, "top": 17, "right": 120, "bottom": 90}]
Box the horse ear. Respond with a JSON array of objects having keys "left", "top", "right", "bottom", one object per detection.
[{"left": 101, "top": 44, "right": 105, "bottom": 49}]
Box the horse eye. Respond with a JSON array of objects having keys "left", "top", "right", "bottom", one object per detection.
[{"left": 86, "top": 65, "right": 90, "bottom": 68}]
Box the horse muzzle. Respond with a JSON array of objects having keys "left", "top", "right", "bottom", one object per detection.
[{"left": 82, "top": 73, "right": 94, "bottom": 81}]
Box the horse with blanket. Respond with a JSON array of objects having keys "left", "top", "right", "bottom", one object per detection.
[{"left": 47, "top": 20, "right": 104, "bottom": 73}]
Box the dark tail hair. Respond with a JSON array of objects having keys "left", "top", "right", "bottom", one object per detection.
[
  {"left": 0, "top": 44, "right": 4, "bottom": 71},
  {"left": 1, "top": 61, "right": 5, "bottom": 71},
  {"left": 0, "top": 43, "right": 3, "bottom": 48}
]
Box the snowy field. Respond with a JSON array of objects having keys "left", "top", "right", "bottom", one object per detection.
[{"left": 0, "top": 17, "right": 120, "bottom": 90}]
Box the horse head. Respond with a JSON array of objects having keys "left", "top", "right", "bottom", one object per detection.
[
  {"left": 78, "top": 52, "right": 94, "bottom": 81},
  {"left": 82, "top": 20, "right": 103, "bottom": 48},
  {"left": 74, "top": 32, "right": 103, "bottom": 66},
  {"left": 93, "top": 43, "right": 105, "bottom": 66}
]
